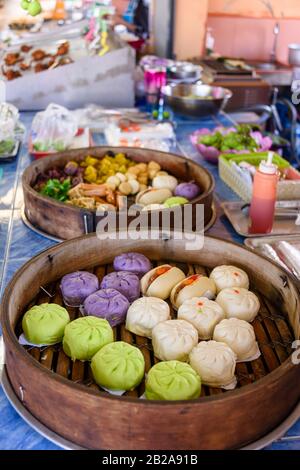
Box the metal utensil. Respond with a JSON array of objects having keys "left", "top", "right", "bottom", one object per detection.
[
  {"left": 161, "top": 84, "right": 232, "bottom": 117},
  {"left": 169, "top": 63, "right": 202, "bottom": 80}
]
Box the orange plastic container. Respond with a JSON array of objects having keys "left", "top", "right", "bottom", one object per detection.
[{"left": 53, "top": 0, "right": 66, "bottom": 20}]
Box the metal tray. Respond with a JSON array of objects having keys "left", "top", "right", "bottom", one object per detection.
[
  {"left": 222, "top": 201, "right": 300, "bottom": 238},
  {"left": 245, "top": 235, "right": 300, "bottom": 280}
]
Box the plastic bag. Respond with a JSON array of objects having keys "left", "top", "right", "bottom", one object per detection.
[
  {"left": 31, "top": 103, "right": 78, "bottom": 152},
  {"left": 0, "top": 102, "right": 24, "bottom": 155},
  {"left": 0, "top": 102, "right": 19, "bottom": 142}
]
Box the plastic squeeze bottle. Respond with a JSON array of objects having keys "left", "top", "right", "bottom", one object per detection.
[{"left": 249, "top": 152, "right": 278, "bottom": 234}]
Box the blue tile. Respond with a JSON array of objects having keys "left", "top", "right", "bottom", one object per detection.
[
  {"left": 8, "top": 210, "right": 57, "bottom": 260},
  {"left": 0, "top": 167, "right": 18, "bottom": 210},
  {"left": 0, "top": 386, "right": 61, "bottom": 450},
  {"left": 14, "top": 180, "right": 24, "bottom": 210},
  {"left": 266, "top": 439, "right": 300, "bottom": 450},
  {"left": 286, "top": 419, "right": 300, "bottom": 436},
  {"left": 0, "top": 258, "right": 30, "bottom": 298},
  {"left": 0, "top": 210, "right": 11, "bottom": 259}
]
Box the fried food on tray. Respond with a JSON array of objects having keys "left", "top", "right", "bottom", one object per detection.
[
  {"left": 32, "top": 49, "right": 48, "bottom": 61},
  {"left": 21, "top": 44, "right": 33, "bottom": 53},
  {"left": 47, "top": 57, "right": 56, "bottom": 68},
  {"left": 56, "top": 41, "right": 70, "bottom": 56},
  {"left": 34, "top": 62, "right": 49, "bottom": 73},
  {"left": 3, "top": 68, "right": 22, "bottom": 80},
  {"left": 20, "top": 62, "right": 31, "bottom": 71},
  {"left": 56, "top": 57, "right": 73, "bottom": 67},
  {"left": 4, "top": 53, "right": 22, "bottom": 66}
]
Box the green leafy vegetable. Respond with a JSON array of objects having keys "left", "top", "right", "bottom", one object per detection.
[
  {"left": 198, "top": 125, "right": 259, "bottom": 152},
  {"left": 0, "top": 139, "right": 15, "bottom": 155},
  {"left": 41, "top": 178, "right": 71, "bottom": 202}
]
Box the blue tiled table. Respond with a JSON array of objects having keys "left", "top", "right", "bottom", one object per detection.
[{"left": 0, "top": 111, "right": 299, "bottom": 450}]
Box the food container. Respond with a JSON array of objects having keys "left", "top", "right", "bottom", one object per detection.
[
  {"left": 168, "top": 63, "right": 202, "bottom": 81},
  {"left": 29, "top": 128, "right": 93, "bottom": 160},
  {"left": 1, "top": 233, "right": 299, "bottom": 449},
  {"left": 191, "top": 128, "right": 274, "bottom": 165},
  {"left": 219, "top": 152, "right": 300, "bottom": 202},
  {"left": 22, "top": 146, "right": 215, "bottom": 240},
  {"left": 3, "top": 37, "right": 135, "bottom": 111},
  {"left": 162, "top": 84, "right": 232, "bottom": 117}
]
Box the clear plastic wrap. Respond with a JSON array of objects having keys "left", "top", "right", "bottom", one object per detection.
[
  {"left": 31, "top": 103, "right": 78, "bottom": 152},
  {"left": 0, "top": 102, "right": 25, "bottom": 155}
]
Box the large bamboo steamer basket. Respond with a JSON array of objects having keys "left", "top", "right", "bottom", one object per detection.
[
  {"left": 1, "top": 233, "right": 300, "bottom": 450},
  {"left": 22, "top": 147, "right": 215, "bottom": 240}
]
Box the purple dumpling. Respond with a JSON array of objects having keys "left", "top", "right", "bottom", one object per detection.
[
  {"left": 175, "top": 182, "right": 201, "bottom": 201},
  {"left": 100, "top": 271, "right": 140, "bottom": 303},
  {"left": 84, "top": 289, "right": 129, "bottom": 327},
  {"left": 60, "top": 271, "right": 99, "bottom": 307},
  {"left": 113, "top": 252, "right": 152, "bottom": 278}
]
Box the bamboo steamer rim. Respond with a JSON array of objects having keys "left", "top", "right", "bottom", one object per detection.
[
  {"left": 22, "top": 146, "right": 216, "bottom": 214},
  {"left": 1, "top": 232, "right": 298, "bottom": 406}
]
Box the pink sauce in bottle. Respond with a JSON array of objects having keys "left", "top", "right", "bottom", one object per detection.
[{"left": 249, "top": 153, "right": 278, "bottom": 234}]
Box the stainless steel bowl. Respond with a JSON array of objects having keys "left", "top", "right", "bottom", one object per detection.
[
  {"left": 169, "top": 63, "right": 202, "bottom": 80},
  {"left": 162, "top": 84, "right": 232, "bottom": 117}
]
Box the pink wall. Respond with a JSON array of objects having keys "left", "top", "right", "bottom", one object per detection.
[
  {"left": 174, "top": 0, "right": 208, "bottom": 60},
  {"left": 208, "top": 0, "right": 300, "bottom": 18},
  {"left": 207, "top": 15, "right": 300, "bottom": 64}
]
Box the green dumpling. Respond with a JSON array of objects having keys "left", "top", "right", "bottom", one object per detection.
[
  {"left": 145, "top": 360, "right": 201, "bottom": 401},
  {"left": 63, "top": 317, "right": 114, "bottom": 361},
  {"left": 164, "top": 197, "right": 189, "bottom": 208},
  {"left": 91, "top": 341, "right": 145, "bottom": 391},
  {"left": 22, "top": 303, "right": 70, "bottom": 345}
]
